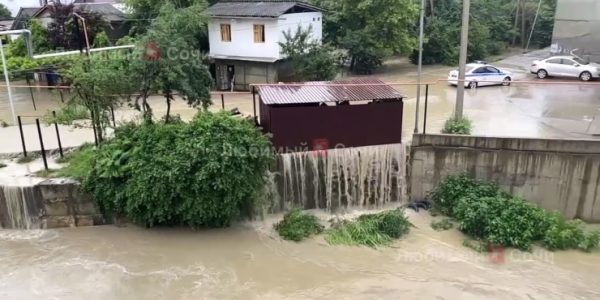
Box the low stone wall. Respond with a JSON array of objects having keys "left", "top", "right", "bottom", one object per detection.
[
  {"left": 37, "top": 179, "right": 105, "bottom": 229},
  {"left": 0, "top": 179, "right": 105, "bottom": 229},
  {"left": 409, "top": 134, "right": 600, "bottom": 222}
]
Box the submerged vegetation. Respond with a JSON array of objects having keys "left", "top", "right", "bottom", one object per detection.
[
  {"left": 431, "top": 218, "right": 454, "bottom": 231},
  {"left": 326, "top": 209, "right": 411, "bottom": 247},
  {"left": 275, "top": 209, "right": 324, "bottom": 241},
  {"left": 431, "top": 174, "right": 600, "bottom": 252}
]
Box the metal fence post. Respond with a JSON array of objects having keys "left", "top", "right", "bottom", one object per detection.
[
  {"left": 26, "top": 76, "right": 37, "bottom": 111},
  {"left": 52, "top": 111, "right": 64, "bottom": 158},
  {"left": 17, "top": 116, "right": 27, "bottom": 157},
  {"left": 423, "top": 84, "right": 429, "bottom": 135},
  {"left": 35, "top": 119, "right": 48, "bottom": 170},
  {"left": 221, "top": 93, "right": 225, "bottom": 110},
  {"left": 252, "top": 86, "right": 258, "bottom": 125}
]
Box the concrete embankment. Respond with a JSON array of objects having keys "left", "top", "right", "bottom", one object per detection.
[{"left": 409, "top": 134, "right": 600, "bottom": 222}]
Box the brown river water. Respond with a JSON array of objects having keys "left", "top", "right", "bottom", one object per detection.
[{"left": 1, "top": 209, "right": 599, "bottom": 300}]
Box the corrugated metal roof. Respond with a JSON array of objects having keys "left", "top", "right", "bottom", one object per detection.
[
  {"left": 258, "top": 79, "right": 404, "bottom": 105},
  {"left": 208, "top": 1, "right": 320, "bottom": 18}
]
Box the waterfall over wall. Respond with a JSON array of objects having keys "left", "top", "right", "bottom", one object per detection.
[
  {"left": 269, "top": 143, "right": 408, "bottom": 211},
  {"left": 0, "top": 185, "right": 42, "bottom": 229}
]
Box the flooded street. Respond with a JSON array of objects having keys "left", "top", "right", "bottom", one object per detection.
[
  {"left": 3, "top": 53, "right": 600, "bottom": 155},
  {"left": 1, "top": 211, "right": 599, "bottom": 300}
]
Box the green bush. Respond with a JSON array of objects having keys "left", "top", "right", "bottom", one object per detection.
[
  {"left": 82, "top": 112, "right": 273, "bottom": 228},
  {"left": 431, "top": 218, "right": 454, "bottom": 231},
  {"left": 326, "top": 209, "right": 411, "bottom": 247},
  {"left": 0, "top": 162, "right": 6, "bottom": 168},
  {"left": 275, "top": 208, "right": 324, "bottom": 241},
  {"left": 430, "top": 174, "right": 501, "bottom": 216},
  {"left": 434, "top": 174, "right": 600, "bottom": 252},
  {"left": 442, "top": 116, "right": 473, "bottom": 135}
]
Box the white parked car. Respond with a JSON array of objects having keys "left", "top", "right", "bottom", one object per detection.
[
  {"left": 530, "top": 56, "right": 600, "bottom": 81},
  {"left": 448, "top": 63, "right": 512, "bottom": 88}
]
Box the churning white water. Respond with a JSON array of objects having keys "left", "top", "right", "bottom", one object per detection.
[{"left": 273, "top": 144, "right": 407, "bottom": 211}]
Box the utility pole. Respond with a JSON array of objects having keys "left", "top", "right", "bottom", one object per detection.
[
  {"left": 455, "top": 0, "right": 470, "bottom": 119},
  {"left": 414, "top": 0, "right": 426, "bottom": 133}
]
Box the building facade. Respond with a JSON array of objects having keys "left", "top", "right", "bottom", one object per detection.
[
  {"left": 551, "top": 0, "right": 600, "bottom": 62},
  {"left": 207, "top": 0, "right": 322, "bottom": 91}
]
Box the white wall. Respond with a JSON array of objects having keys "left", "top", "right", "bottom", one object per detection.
[{"left": 208, "top": 11, "right": 323, "bottom": 61}]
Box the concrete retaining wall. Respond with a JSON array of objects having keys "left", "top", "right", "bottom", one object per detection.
[
  {"left": 37, "top": 179, "right": 104, "bottom": 228},
  {"left": 409, "top": 134, "right": 600, "bottom": 222}
]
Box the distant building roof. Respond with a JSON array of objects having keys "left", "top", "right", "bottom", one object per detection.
[
  {"left": 0, "top": 20, "right": 14, "bottom": 30},
  {"left": 11, "top": 7, "right": 42, "bottom": 30},
  {"left": 208, "top": 0, "right": 321, "bottom": 18},
  {"left": 258, "top": 79, "right": 404, "bottom": 105},
  {"left": 32, "top": 3, "right": 125, "bottom": 22}
]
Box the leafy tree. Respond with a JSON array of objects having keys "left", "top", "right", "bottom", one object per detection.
[
  {"left": 47, "top": 2, "right": 109, "bottom": 50},
  {"left": 64, "top": 56, "right": 132, "bottom": 142},
  {"left": 129, "top": 2, "right": 213, "bottom": 121},
  {"left": 0, "top": 3, "right": 11, "bottom": 19},
  {"left": 125, "top": 0, "right": 212, "bottom": 51},
  {"left": 8, "top": 20, "right": 50, "bottom": 57},
  {"left": 279, "top": 26, "right": 340, "bottom": 81},
  {"left": 312, "top": 0, "right": 419, "bottom": 74}
]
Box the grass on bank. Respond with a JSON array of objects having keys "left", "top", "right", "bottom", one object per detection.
[
  {"left": 0, "top": 162, "right": 6, "bottom": 168},
  {"left": 275, "top": 208, "right": 324, "bottom": 242},
  {"left": 326, "top": 209, "right": 411, "bottom": 248}
]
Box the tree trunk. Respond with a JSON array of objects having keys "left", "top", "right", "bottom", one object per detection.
[
  {"left": 429, "top": 0, "right": 434, "bottom": 17},
  {"left": 521, "top": 0, "right": 527, "bottom": 48},
  {"left": 165, "top": 94, "right": 171, "bottom": 123},
  {"left": 512, "top": 0, "right": 521, "bottom": 46}
]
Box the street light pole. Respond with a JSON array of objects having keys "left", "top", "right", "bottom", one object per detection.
[
  {"left": 455, "top": 0, "right": 471, "bottom": 119},
  {"left": 414, "top": 0, "right": 426, "bottom": 133}
]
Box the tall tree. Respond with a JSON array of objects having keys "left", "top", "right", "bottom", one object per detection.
[
  {"left": 313, "top": 0, "right": 419, "bottom": 74},
  {"left": 279, "top": 26, "right": 340, "bottom": 81},
  {"left": 125, "top": 0, "right": 213, "bottom": 51},
  {"left": 0, "top": 3, "right": 11, "bottom": 19},
  {"left": 129, "top": 2, "right": 213, "bottom": 121},
  {"left": 47, "top": 2, "right": 108, "bottom": 50}
]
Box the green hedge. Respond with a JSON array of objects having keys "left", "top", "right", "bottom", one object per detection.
[{"left": 432, "top": 174, "right": 600, "bottom": 252}]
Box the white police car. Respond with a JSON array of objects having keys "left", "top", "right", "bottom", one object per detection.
[{"left": 448, "top": 62, "right": 512, "bottom": 88}]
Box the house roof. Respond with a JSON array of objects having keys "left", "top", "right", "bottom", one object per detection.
[
  {"left": 32, "top": 3, "right": 125, "bottom": 22},
  {"left": 11, "top": 7, "right": 42, "bottom": 30},
  {"left": 208, "top": 0, "right": 321, "bottom": 18},
  {"left": 258, "top": 79, "right": 404, "bottom": 105}
]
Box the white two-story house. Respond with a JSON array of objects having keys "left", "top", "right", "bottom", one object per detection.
[{"left": 207, "top": 0, "right": 323, "bottom": 91}]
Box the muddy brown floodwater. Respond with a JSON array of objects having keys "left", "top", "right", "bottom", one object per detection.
[{"left": 1, "top": 210, "right": 599, "bottom": 300}]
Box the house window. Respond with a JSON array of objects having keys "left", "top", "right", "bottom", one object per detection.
[
  {"left": 220, "top": 24, "right": 231, "bottom": 42},
  {"left": 253, "top": 24, "right": 265, "bottom": 43}
]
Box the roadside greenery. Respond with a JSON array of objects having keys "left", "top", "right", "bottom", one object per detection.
[
  {"left": 326, "top": 209, "right": 411, "bottom": 247},
  {"left": 275, "top": 209, "right": 324, "bottom": 241},
  {"left": 442, "top": 116, "right": 473, "bottom": 135},
  {"left": 431, "top": 174, "right": 600, "bottom": 252},
  {"left": 79, "top": 112, "right": 272, "bottom": 228},
  {"left": 412, "top": 0, "right": 558, "bottom": 65},
  {"left": 0, "top": 162, "right": 6, "bottom": 169},
  {"left": 312, "top": 0, "right": 419, "bottom": 74}
]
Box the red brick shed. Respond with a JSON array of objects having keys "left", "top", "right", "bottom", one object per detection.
[{"left": 257, "top": 78, "right": 404, "bottom": 152}]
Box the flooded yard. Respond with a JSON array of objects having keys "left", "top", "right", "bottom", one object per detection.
[{"left": 1, "top": 210, "right": 599, "bottom": 300}]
